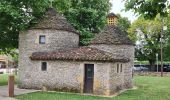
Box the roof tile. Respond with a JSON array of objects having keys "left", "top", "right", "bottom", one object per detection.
[
  {"left": 30, "top": 47, "right": 129, "bottom": 62},
  {"left": 90, "top": 25, "right": 134, "bottom": 45},
  {"left": 30, "top": 8, "right": 79, "bottom": 35}
]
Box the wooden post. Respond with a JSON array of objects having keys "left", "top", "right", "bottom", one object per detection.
[{"left": 8, "top": 75, "right": 14, "bottom": 97}]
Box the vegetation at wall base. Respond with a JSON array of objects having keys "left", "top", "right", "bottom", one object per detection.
[{"left": 16, "top": 76, "right": 170, "bottom": 100}]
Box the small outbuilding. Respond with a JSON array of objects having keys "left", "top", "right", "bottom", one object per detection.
[{"left": 18, "top": 8, "right": 134, "bottom": 96}]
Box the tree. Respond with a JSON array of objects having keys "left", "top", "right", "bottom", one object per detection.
[
  {"left": 0, "top": 0, "right": 49, "bottom": 54},
  {"left": 165, "top": 35, "right": 170, "bottom": 60},
  {"left": 128, "top": 17, "right": 168, "bottom": 70},
  {"left": 124, "top": 0, "right": 169, "bottom": 19},
  {"left": 116, "top": 14, "right": 131, "bottom": 33},
  {"left": 0, "top": 0, "right": 111, "bottom": 53},
  {"left": 64, "top": 0, "right": 111, "bottom": 45},
  {"left": 125, "top": 0, "right": 170, "bottom": 63},
  {"left": 164, "top": 14, "right": 170, "bottom": 60}
]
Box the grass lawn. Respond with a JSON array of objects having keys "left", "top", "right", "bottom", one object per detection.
[
  {"left": 16, "top": 76, "right": 170, "bottom": 100},
  {"left": 0, "top": 74, "right": 10, "bottom": 86},
  {"left": 0, "top": 74, "right": 17, "bottom": 86},
  {"left": 134, "top": 61, "right": 170, "bottom": 65}
]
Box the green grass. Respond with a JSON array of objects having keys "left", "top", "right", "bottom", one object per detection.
[
  {"left": 0, "top": 74, "right": 17, "bottom": 86},
  {"left": 134, "top": 61, "right": 170, "bottom": 65},
  {"left": 16, "top": 76, "right": 170, "bottom": 100},
  {"left": 0, "top": 74, "right": 9, "bottom": 86}
]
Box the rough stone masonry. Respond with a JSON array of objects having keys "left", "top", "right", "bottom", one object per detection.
[{"left": 18, "top": 8, "right": 134, "bottom": 96}]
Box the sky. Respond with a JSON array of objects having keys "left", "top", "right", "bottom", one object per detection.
[{"left": 110, "top": 0, "right": 138, "bottom": 22}]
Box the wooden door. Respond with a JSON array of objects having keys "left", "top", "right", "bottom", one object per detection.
[{"left": 83, "top": 64, "right": 94, "bottom": 93}]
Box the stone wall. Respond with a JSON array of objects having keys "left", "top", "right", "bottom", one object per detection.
[
  {"left": 18, "top": 59, "right": 111, "bottom": 95},
  {"left": 18, "top": 61, "right": 83, "bottom": 92},
  {"left": 18, "top": 29, "right": 79, "bottom": 90},
  {"left": 93, "top": 62, "right": 110, "bottom": 95},
  {"left": 89, "top": 44, "right": 134, "bottom": 89},
  {"left": 89, "top": 44, "right": 134, "bottom": 59},
  {"left": 19, "top": 29, "right": 79, "bottom": 53},
  {"left": 18, "top": 29, "right": 134, "bottom": 96},
  {"left": 109, "top": 63, "right": 124, "bottom": 95},
  {"left": 123, "top": 62, "right": 133, "bottom": 89}
]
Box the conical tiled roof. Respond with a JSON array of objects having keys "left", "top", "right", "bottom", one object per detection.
[
  {"left": 90, "top": 25, "right": 134, "bottom": 45},
  {"left": 30, "top": 8, "right": 79, "bottom": 34}
]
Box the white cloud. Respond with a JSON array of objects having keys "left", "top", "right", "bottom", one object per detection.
[{"left": 110, "top": 0, "right": 138, "bottom": 22}]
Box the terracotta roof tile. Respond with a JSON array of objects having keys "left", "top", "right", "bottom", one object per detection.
[
  {"left": 90, "top": 25, "right": 134, "bottom": 45},
  {"left": 30, "top": 47, "right": 129, "bottom": 62},
  {"left": 30, "top": 8, "right": 79, "bottom": 35}
]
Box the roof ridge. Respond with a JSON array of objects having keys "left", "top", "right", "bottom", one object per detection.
[
  {"left": 90, "top": 25, "right": 134, "bottom": 45},
  {"left": 30, "top": 8, "right": 79, "bottom": 35}
]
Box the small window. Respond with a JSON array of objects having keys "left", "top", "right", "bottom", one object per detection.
[
  {"left": 39, "top": 35, "right": 46, "bottom": 44},
  {"left": 120, "top": 64, "right": 123, "bottom": 72},
  {"left": 117, "top": 63, "right": 119, "bottom": 73},
  {"left": 41, "top": 62, "right": 47, "bottom": 71}
]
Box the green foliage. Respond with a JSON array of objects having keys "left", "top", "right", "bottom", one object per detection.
[
  {"left": 165, "top": 34, "right": 170, "bottom": 60},
  {"left": 134, "top": 61, "right": 170, "bottom": 65},
  {"left": 0, "top": 0, "right": 111, "bottom": 52},
  {"left": 0, "top": 74, "right": 9, "bottom": 86},
  {"left": 16, "top": 76, "right": 170, "bottom": 100},
  {"left": 125, "top": 0, "right": 169, "bottom": 19},
  {"left": 0, "top": 0, "right": 49, "bottom": 53},
  {"left": 116, "top": 14, "right": 131, "bottom": 32},
  {"left": 128, "top": 16, "right": 169, "bottom": 66},
  {"left": 0, "top": 74, "right": 17, "bottom": 86},
  {"left": 164, "top": 14, "right": 170, "bottom": 60},
  {"left": 64, "top": 0, "right": 111, "bottom": 45},
  {"left": 124, "top": 0, "right": 170, "bottom": 61}
]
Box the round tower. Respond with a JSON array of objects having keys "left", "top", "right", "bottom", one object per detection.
[
  {"left": 18, "top": 8, "right": 79, "bottom": 87},
  {"left": 19, "top": 8, "right": 79, "bottom": 54},
  {"left": 89, "top": 13, "right": 135, "bottom": 89}
]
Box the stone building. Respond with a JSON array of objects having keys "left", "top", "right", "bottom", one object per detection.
[
  {"left": 0, "top": 55, "right": 16, "bottom": 68},
  {"left": 18, "top": 8, "right": 134, "bottom": 96}
]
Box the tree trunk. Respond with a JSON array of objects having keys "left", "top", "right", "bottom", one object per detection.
[{"left": 149, "top": 60, "right": 156, "bottom": 72}]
